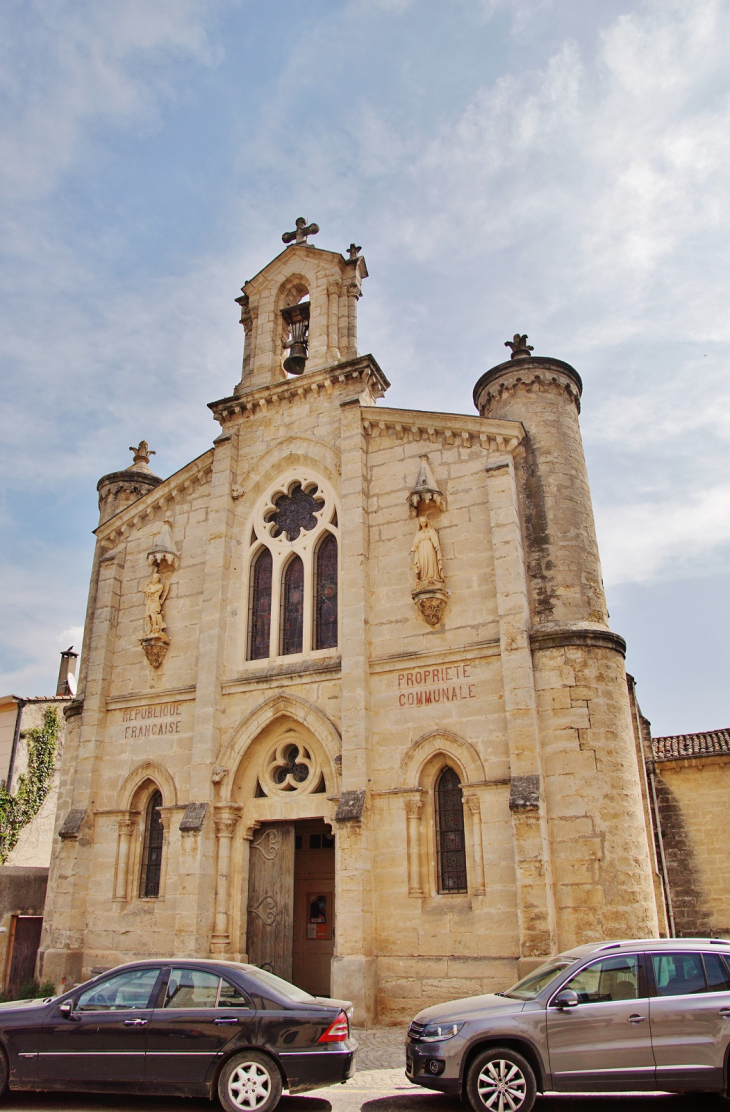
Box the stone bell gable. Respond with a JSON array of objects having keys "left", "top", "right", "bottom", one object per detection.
[{"left": 40, "top": 225, "right": 661, "bottom": 1024}]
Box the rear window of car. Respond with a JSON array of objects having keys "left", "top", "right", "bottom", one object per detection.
[
  {"left": 503, "top": 960, "right": 575, "bottom": 1000},
  {"left": 243, "top": 967, "right": 316, "bottom": 1004}
]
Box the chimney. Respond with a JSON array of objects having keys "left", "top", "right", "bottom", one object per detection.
[{"left": 56, "top": 647, "right": 79, "bottom": 697}]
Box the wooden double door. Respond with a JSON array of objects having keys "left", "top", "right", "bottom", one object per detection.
[{"left": 246, "top": 819, "right": 335, "bottom": 997}]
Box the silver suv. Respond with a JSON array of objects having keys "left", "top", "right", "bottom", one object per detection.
[{"left": 406, "top": 938, "right": 730, "bottom": 1111}]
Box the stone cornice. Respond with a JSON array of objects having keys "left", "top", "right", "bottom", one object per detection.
[
  {"left": 473, "top": 356, "right": 583, "bottom": 416},
  {"left": 530, "top": 627, "right": 627, "bottom": 657},
  {"left": 359, "top": 406, "right": 525, "bottom": 451},
  {"left": 209, "top": 354, "right": 390, "bottom": 427},
  {"left": 96, "top": 450, "right": 214, "bottom": 549}
]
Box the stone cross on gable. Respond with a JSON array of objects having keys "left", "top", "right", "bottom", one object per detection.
[{"left": 282, "top": 217, "right": 320, "bottom": 246}]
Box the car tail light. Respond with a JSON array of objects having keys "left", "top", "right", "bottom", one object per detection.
[{"left": 318, "top": 1011, "right": 349, "bottom": 1043}]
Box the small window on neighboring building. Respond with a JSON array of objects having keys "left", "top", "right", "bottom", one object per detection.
[
  {"left": 281, "top": 555, "right": 304, "bottom": 655},
  {"left": 140, "top": 790, "right": 164, "bottom": 899},
  {"left": 435, "top": 767, "right": 467, "bottom": 893},
  {"left": 249, "top": 548, "right": 273, "bottom": 660},
  {"left": 314, "top": 532, "right": 338, "bottom": 650}
]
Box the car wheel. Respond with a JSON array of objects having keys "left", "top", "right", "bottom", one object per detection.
[
  {"left": 466, "top": 1047, "right": 536, "bottom": 1112},
  {"left": 218, "top": 1050, "right": 282, "bottom": 1112}
]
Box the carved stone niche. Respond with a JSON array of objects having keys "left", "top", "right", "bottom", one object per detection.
[{"left": 139, "top": 521, "right": 179, "bottom": 669}]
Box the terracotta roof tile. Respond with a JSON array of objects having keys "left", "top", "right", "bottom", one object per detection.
[{"left": 652, "top": 729, "right": 730, "bottom": 762}]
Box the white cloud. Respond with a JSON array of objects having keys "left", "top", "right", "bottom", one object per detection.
[{"left": 0, "top": 0, "right": 218, "bottom": 201}]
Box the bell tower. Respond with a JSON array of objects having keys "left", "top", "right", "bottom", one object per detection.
[{"left": 234, "top": 220, "right": 368, "bottom": 395}]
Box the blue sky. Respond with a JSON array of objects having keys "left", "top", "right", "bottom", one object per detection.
[{"left": 1, "top": 0, "right": 729, "bottom": 736}]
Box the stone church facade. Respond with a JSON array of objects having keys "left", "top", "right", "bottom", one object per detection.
[{"left": 39, "top": 228, "right": 663, "bottom": 1023}]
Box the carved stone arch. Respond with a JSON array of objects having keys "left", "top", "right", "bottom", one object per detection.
[
  {"left": 400, "top": 731, "right": 485, "bottom": 899},
  {"left": 216, "top": 692, "right": 341, "bottom": 803},
  {"left": 117, "top": 760, "right": 178, "bottom": 811},
  {"left": 398, "top": 729, "right": 485, "bottom": 790},
  {"left": 239, "top": 438, "right": 341, "bottom": 508}
]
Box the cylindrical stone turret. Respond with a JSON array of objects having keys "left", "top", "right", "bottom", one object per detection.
[
  {"left": 96, "top": 441, "right": 162, "bottom": 526},
  {"left": 474, "top": 352, "right": 607, "bottom": 631},
  {"left": 475, "top": 345, "right": 661, "bottom": 949}
]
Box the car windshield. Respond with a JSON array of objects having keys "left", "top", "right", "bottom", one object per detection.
[
  {"left": 244, "top": 966, "right": 317, "bottom": 1004},
  {"left": 502, "top": 959, "right": 575, "bottom": 1000}
]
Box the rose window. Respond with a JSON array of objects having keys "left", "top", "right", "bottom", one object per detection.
[{"left": 265, "top": 484, "right": 324, "bottom": 542}]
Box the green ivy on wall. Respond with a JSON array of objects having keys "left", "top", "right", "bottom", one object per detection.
[{"left": 0, "top": 706, "right": 60, "bottom": 864}]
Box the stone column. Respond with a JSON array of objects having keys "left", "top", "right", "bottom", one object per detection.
[
  {"left": 405, "top": 795, "right": 424, "bottom": 897},
  {"left": 331, "top": 396, "right": 375, "bottom": 1024},
  {"left": 180, "top": 429, "right": 238, "bottom": 956},
  {"left": 210, "top": 804, "right": 241, "bottom": 955},
  {"left": 113, "top": 817, "right": 137, "bottom": 902},
  {"left": 326, "top": 280, "right": 342, "bottom": 363},
  {"left": 344, "top": 281, "right": 360, "bottom": 360},
  {"left": 485, "top": 455, "right": 557, "bottom": 965},
  {"left": 463, "top": 791, "right": 486, "bottom": 897}
]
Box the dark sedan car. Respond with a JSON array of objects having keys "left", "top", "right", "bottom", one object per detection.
[{"left": 0, "top": 958, "right": 355, "bottom": 1112}]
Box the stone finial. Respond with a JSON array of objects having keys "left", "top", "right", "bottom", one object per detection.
[
  {"left": 282, "top": 218, "right": 320, "bottom": 246},
  {"left": 408, "top": 454, "right": 446, "bottom": 517},
  {"left": 128, "top": 441, "right": 155, "bottom": 469},
  {"left": 504, "top": 334, "right": 534, "bottom": 360},
  {"left": 347, "top": 243, "right": 362, "bottom": 259}
]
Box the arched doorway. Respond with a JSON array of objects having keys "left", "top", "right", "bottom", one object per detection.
[{"left": 223, "top": 707, "right": 339, "bottom": 996}]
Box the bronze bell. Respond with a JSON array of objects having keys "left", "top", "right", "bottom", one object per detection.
[{"left": 281, "top": 302, "right": 310, "bottom": 375}]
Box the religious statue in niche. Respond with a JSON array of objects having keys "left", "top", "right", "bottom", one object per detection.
[
  {"left": 411, "top": 516, "right": 449, "bottom": 626},
  {"left": 139, "top": 520, "right": 179, "bottom": 668},
  {"left": 143, "top": 569, "right": 169, "bottom": 636},
  {"left": 408, "top": 456, "right": 449, "bottom": 626}
]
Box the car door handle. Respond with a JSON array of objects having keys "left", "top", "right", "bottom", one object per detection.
[
  {"left": 719, "top": 1009, "right": 730, "bottom": 1017},
  {"left": 628, "top": 1014, "right": 647, "bottom": 1024},
  {"left": 214, "top": 1017, "right": 239, "bottom": 1025},
  {"left": 124, "top": 1018, "right": 148, "bottom": 1026}
]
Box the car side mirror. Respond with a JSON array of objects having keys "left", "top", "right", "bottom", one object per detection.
[
  {"left": 554, "top": 989, "right": 579, "bottom": 1009},
  {"left": 58, "top": 1000, "right": 77, "bottom": 1020}
]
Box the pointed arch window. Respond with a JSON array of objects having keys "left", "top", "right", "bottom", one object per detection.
[
  {"left": 139, "top": 790, "right": 164, "bottom": 899},
  {"left": 314, "top": 532, "right": 338, "bottom": 650},
  {"left": 281, "top": 555, "right": 304, "bottom": 655},
  {"left": 249, "top": 548, "right": 273, "bottom": 660},
  {"left": 435, "top": 767, "right": 468, "bottom": 893}
]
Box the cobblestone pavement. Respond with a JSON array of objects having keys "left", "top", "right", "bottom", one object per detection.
[{"left": 351, "top": 1026, "right": 407, "bottom": 1071}]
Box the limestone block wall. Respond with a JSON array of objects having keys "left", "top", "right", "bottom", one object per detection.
[
  {"left": 652, "top": 758, "right": 730, "bottom": 937},
  {"left": 533, "top": 644, "right": 658, "bottom": 946}
]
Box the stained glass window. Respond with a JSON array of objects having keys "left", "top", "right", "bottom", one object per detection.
[
  {"left": 281, "top": 555, "right": 304, "bottom": 655},
  {"left": 140, "top": 790, "right": 164, "bottom": 899},
  {"left": 436, "top": 767, "right": 468, "bottom": 893},
  {"left": 268, "top": 484, "right": 323, "bottom": 541},
  {"left": 249, "top": 548, "right": 273, "bottom": 660},
  {"left": 315, "top": 532, "right": 338, "bottom": 650}
]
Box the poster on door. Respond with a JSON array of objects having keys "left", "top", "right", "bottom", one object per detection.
[{"left": 306, "top": 893, "right": 331, "bottom": 939}]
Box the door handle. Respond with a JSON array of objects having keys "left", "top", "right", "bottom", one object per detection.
[
  {"left": 719, "top": 1009, "right": 730, "bottom": 1017},
  {"left": 124, "top": 1018, "right": 148, "bottom": 1026},
  {"left": 628, "top": 1015, "right": 647, "bottom": 1024},
  {"left": 215, "top": 1017, "right": 239, "bottom": 1025}
]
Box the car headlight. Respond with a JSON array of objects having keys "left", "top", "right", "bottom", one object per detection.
[{"left": 420, "top": 1022, "right": 464, "bottom": 1042}]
